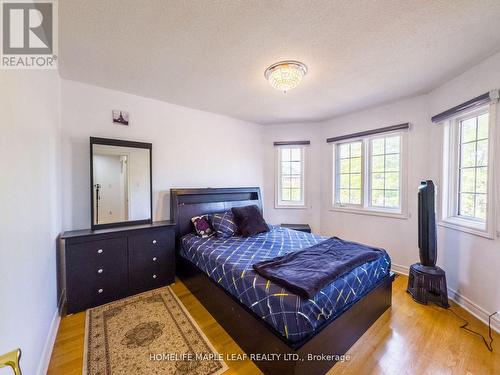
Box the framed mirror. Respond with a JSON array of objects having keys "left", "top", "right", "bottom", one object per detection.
[{"left": 90, "top": 137, "right": 152, "bottom": 230}]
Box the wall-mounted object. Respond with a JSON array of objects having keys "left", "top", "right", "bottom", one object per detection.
[
  {"left": 90, "top": 137, "right": 152, "bottom": 230},
  {"left": 112, "top": 110, "right": 129, "bottom": 125}
]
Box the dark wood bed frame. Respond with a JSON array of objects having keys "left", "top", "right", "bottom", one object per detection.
[{"left": 170, "top": 187, "right": 394, "bottom": 375}]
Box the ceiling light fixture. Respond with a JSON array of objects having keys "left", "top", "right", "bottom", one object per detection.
[{"left": 264, "top": 60, "right": 308, "bottom": 93}]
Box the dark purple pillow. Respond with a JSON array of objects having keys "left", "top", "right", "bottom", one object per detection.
[
  {"left": 231, "top": 205, "right": 269, "bottom": 237},
  {"left": 191, "top": 215, "right": 214, "bottom": 238}
]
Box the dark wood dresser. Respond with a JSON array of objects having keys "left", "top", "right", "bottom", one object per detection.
[{"left": 60, "top": 221, "right": 175, "bottom": 314}]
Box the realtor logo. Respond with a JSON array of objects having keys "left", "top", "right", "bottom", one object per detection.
[{"left": 1, "top": 0, "right": 58, "bottom": 69}]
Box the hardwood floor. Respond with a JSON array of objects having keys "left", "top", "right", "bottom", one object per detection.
[{"left": 48, "top": 275, "right": 499, "bottom": 374}]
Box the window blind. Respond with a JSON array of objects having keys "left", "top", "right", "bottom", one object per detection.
[{"left": 326, "top": 123, "right": 409, "bottom": 143}]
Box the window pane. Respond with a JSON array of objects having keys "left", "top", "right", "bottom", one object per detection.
[
  {"left": 350, "top": 189, "right": 361, "bottom": 204},
  {"left": 385, "top": 172, "right": 399, "bottom": 189},
  {"left": 281, "top": 161, "right": 291, "bottom": 175},
  {"left": 475, "top": 167, "right": 487, "bottom": 194},
  {"left": 371, "top": 190, "right": 384, "bottom": 207},
  {"left": 290, "top": 176, "right": 301, "bottom": 188},
  {"left": 372, "top": 173, "right": 384, "bottom": 189},
  {"left": 340, "top": 159, "right": 350, "bottom": 173},
  {"left": 461, "top": 118, "right": 476, "bottom": 143},
  {"left": 385, "top": 190, "right": 399, "bottom": 208},
  {"left": 385, "top": 154, "right": 399, "bottom": 172},
  {"left": 385, "top": 136, "right": 400, "bottom": 154},
  {"left": 290, "top": 148, "right": 301, "bottom": 161},
  {"left": 290, "top": 188, "right": 301, "bottom": 201},
  {"left": 282, "top": 188, "right": 291, "bottom": 201},
  {"left": 456, "top": 111, "right": 489, "bottom": 222},
  {"left": 460, "top": 143, "right": 476, "bottom": 168},
  {"left": 372, "top": 138, "right": 384, "bottom": 155},
  {"left": 339, "top": 189, "right": 349, "bottom": 203},
  {"left": 368, "top": 134, "right": 401, "bottom": 210},
  {"left": 459, "top": 168, "right": 475, "bottom": 193},
  {"left": 350, "top": 173, "right": 361, "bottom": 189},
  {"left": 278, "top": 147, "right": 305, "bottom": 205},
  {"left": 290, "top": 161, "right": 301, "bottom": 174},
  {"left": 350, "top": 142, "right": 362, "bottom": 157},
  {"left": 477, "top": 113, "right": 489, "bottom": 139},
  {"left": 459, "top": 193, "right": 475, "bottom": 217},
  {"left": 282, "top": 177, "right": 291, "bottom": 188},
  {"left": 340, "top": 174, "right": 350, "bottom": 189},
  {"left": 476, "top": 140, "right": 488, "bottom": 166},
  {"left": 339, "top": 144, "right": 349, "bottom": 158},
  {"left": 281, "top": 148, "right": 291, "bottom": 161},
  {"left": 372, "top": 155, "right": 384, "bottom": 172},
  {"left": 350, "top": 157, "right": 361, "bottom": 173},
  {"left": 475, "top": 194, "right": 487, "bottom": 220}
]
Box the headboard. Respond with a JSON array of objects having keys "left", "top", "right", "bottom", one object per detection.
[{"left": 170, "top": 187, "right": 262, "bottom": 244}]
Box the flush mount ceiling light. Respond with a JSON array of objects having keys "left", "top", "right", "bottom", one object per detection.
[{"left": 264, "top": 60, "right": 308, "bottom": 93}]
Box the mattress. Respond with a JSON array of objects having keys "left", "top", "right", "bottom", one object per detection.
[{"left": 180, "top": 225, "right": 391, "bottom": 343}]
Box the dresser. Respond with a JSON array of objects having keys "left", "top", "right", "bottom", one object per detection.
[{"left": 60, "top": 221, "right": 175, "bottom": 314}]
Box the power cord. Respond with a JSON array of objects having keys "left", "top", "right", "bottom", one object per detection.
[{"left": 445, "top": 307, "right": 497, "bottom": 352}]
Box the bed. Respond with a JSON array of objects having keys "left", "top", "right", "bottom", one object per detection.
[{"left": 171, "top": 187, "right": 394, "bottom": 374}]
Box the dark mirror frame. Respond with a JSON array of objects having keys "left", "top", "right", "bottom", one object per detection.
[{"left": 90, "top": 137, "right": 153, "bottom": 230}]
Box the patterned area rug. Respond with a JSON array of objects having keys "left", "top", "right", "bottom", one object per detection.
[{"left": 83, "top": 287, "right": 228, "bottom": 375}]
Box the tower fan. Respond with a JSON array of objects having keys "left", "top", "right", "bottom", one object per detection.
[{"left": 407, "top": 180, "right": 449, "bottom": 308}]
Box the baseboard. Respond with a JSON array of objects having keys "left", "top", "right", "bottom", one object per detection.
[
  {"left": 391, "top": 263, "right": 409, "bottom": 276},
  {"left": 447, "top": 287, "right": 500, "bottom": 334},
  {"left": 36, "top": 308, "right": 61, "bottom": 375},
  {"left": 391, "top": 263, "right": 499, "bottom": 334}
]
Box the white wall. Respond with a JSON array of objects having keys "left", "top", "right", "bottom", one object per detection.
[
  {"left": 0, "top": 71, "right": 61, "bottom": 374},
  {"left": 427, "top": 52, "right": 500, "bottom": 324},
  {"left": 262, "top": 51, "right": 500, "bottom": 329},
  {"left": 60, "top": 79, "right": 264, "bottom": 231},
  {"left": 319, "top": 96, "right": 431, "bottom": 271},
  {"left": 262, "top": 123, "right": 322, "bottom": 232}
]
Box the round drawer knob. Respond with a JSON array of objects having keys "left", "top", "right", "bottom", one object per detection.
[
  {"left": 97, "top": 268, "right": 103, "bottom": 274},
  {"left": 152, "top": 257, "right": 157, "bottom": 262},
  {"left": 98, "top": 288, "right": 103, "bottom": 294},
  {"left": 152, "top": 274, "right": 157, "bottom": 279},
  {"left": 97, "top": 249, "right": 103, "bottom": 254},
  {"left": 152, "top": 240, "right": 157, "bottom": 244}
]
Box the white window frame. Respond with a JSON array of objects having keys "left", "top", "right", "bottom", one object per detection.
[
  {"left": 331, "top": 130, "right": 408, "bottom": 219},
  {"left": 440, "top": 104, "right": 497, "bottom": 239},
  {"left": 275, "top": 145, "right": 307, "bottom": 208},
  {"left": 333, "top": 138, "right": 364, "bottom": 209}
]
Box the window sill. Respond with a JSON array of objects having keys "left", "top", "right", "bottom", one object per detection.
[
  {"left": 329, "top": 206, "right": 408, "bottom": 220},
  {"left": 274, "top": 204, "right": 308, "bottom": 210},
  {"left": 438, "top": 218, "right": 494, "bottom": 239}
]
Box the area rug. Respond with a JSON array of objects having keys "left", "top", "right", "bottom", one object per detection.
[{"left": 83, "top": 286, "right": 228, "bottom": 375}]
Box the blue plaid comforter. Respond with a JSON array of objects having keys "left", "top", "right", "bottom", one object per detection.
[{"left": 180, "top": 225, "right": 391, "bottom": 343}]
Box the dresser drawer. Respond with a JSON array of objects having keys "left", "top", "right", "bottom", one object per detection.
[
  {"left": 66, "top": 237, "right": 128, "bottom": 313},
  {"left": 61, "top": 222, "right": 175, "bottom": 313},
  {"left": 128, "top": 228, "right": 173, "bottom": 253},
  {"left": 129, "top": 228, "right": 175, "bottom": 293}
]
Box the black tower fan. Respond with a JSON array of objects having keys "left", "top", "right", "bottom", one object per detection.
[{"left": 407, "top": 180, "right": 449, "bottom": 308}]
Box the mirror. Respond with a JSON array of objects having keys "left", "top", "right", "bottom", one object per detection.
[{"left": 90, "top": 137, "right": 152, "bottom": 230}]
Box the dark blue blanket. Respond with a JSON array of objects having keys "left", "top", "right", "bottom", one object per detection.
[{"left": 253, "top": 237, "right": 386, "bottom": 299}]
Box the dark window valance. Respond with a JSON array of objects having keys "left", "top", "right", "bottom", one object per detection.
[
  {"left": 326, "top": 123, "right": 409, "bottom": 144},
  {"left": 273, "top": 141, "right": 310, "bottom": 146},
  {"left": 431, "top": 91, "right": 498, "bottom": 124}
]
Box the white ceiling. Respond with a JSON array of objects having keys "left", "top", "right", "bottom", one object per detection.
[{"left": 59, "top": 0, "right": 500, "bottom": 125}]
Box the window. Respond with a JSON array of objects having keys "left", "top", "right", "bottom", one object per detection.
[
  {"left": 441, "top": 106, "right": 494, "bottom": 236},
  {"left": 370, "top": 135, "right": 401, "bottom": 209},
  {"left": 457, "top": 112, "right": 489, "bottom": 220},
  {"left": 276, "top": 146, "right": 306, "bottom": 207},
  {"left": 337, "top": 141, "right": 362, "bottom": 205},
  {"left": 333, "top": 132, "right": 406, "bottom": 216}
]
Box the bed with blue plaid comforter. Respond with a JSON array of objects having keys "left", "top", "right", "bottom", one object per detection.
[{"left": 180, "top": 225, "right": 391, "bottom": 343}]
